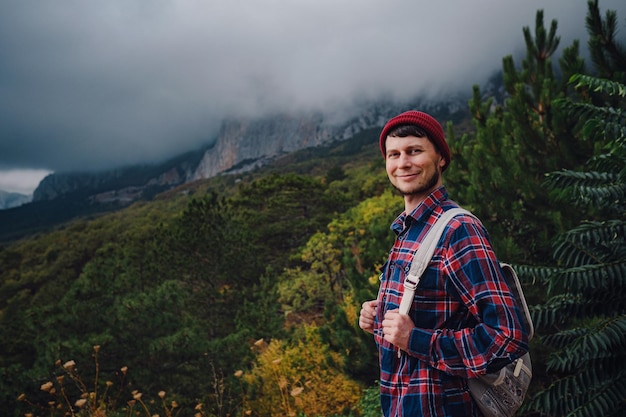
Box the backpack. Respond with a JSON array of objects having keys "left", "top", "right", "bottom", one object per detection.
[{"left": 398, "top": 208, "right": 534, "bottom": 417}]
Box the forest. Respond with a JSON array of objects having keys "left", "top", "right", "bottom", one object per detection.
[{"left": 1, "top": 1, "right": 624, "bottom": 416}]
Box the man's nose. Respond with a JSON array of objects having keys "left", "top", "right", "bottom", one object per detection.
[{"left": 398, "top": 152, "right": 412, "bottom": 166}]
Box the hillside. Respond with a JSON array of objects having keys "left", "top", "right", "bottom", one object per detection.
[{"left": 0, "top": 125, "right": 394, "bottom": 416}]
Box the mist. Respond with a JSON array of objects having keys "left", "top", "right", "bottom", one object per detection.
[{"left": 1, "top": 0, "right": 625, "bottom": 193}]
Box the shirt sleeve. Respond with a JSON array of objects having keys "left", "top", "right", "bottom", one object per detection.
[{"left": 406, "top": 215, "right": 530, "bottom": 378}]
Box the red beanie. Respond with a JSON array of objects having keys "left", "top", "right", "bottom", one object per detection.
[{"left": 379, "top": 110, "right": 450, "bottom": 171}]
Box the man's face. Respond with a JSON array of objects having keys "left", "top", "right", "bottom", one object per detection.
[{"left": 385, "top": 135, "right": 445, "bottom": 199}]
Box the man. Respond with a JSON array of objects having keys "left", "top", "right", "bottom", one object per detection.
[{"left": 359, "top": 110, "right": 530, "bottom": 417}]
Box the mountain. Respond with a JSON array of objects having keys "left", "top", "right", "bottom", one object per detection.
[
  {"left": 0, "top": 190, "right": 31, "bottom": 210},
  {"left": 33, "top": 94, "right": 472, "bottom": 204},
  {"left": 0, "top": 93, "right": 472, "bottom": 243},
  {"left": 33, "top": 147, "right": 206, "bottom": 203}
]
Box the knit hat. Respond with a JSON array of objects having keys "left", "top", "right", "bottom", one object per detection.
[{"left": 379, "top": 110, "right": 450, "bottom": 171}]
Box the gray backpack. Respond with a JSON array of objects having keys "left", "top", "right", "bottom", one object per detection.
[{"left": 398, "top": 208, "right": 534, "bottom": 417}]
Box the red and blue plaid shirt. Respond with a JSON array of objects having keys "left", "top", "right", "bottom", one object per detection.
[{"left": 374, "top": 186, "right": 530, "bottom": 417}]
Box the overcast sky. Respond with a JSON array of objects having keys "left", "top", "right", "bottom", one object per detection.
[{"left": 1, "top": 0, "right": 625, "bottom": 194}]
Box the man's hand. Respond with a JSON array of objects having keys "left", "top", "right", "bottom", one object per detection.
[
  {"left": 382, "top": 308, "right": 414, "bottom": 352},
  {"left": 359, "top": 300, "right": 378, "bottom": 334}
]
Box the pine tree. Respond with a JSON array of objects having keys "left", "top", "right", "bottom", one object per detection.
[
  {"left": 585, "top": 0, "right": 626, "bottom": 84},
  {"left": 446, "top": 9, "right": 591, "bottom": 263}
]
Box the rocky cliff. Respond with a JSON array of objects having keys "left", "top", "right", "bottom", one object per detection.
[
  {"left": 193, "top": 113, "right": 330, "bottom": 179},
  {"left": 191, "top": 111, "right": 387, "bottom": 179}
]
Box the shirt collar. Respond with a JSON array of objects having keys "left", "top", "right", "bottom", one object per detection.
[{"left": 391, "top": 186, "right": 449, "bottom": 234}]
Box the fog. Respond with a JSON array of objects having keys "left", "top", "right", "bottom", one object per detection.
[{"left": 1, "top": 0, "right": 624, "bottom": 193}]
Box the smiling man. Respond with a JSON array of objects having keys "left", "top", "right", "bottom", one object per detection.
[
  {"left": 383, "top": 116, "right": 447, "bottom": 213},
  {"left": 358, "top": 110, "right": 530, "bottom": 417}
]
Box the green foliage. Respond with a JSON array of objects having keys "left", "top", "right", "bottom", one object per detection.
[
  {"left": 586, "top": 0, "right": 626, "bottom": 83},
  {"left": 29, "top": 232, "right": 217, "bottom": 404},
  {"left": 230, "top": 173, "right": 351, "bottom": 270},
  {"left": 570, "top": 73, "right": 626, "bottom": 97},
  {"left": 357, "top": 384, "right": 382, "bottom": 417},
  {"left": 236, "top": 271, "right": 286, "bottom": 343},
  {"left": 520, "top": 55, "right": 626, "bottom": 416},
  {"left": 277, "top": 232, "right": 339, "bottom": 316}
]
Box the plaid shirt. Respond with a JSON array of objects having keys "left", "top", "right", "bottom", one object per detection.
[{"left": 374, "top": 186, "right": 530, "bottom": 417}]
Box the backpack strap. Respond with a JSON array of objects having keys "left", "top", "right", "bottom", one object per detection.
[
  {"left": 398, "top": 208, "right": 470, "bottom": 316},
  {"left": 499, "top": 263, "right": 535, "bottom": 340}
]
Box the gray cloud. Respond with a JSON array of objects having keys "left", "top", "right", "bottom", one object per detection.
[{"left": 1, "top": 0, "right": 625, "bottom": 191}]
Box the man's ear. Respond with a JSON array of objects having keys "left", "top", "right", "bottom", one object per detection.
[{"left": 438, "top": 155, "right": 446, "bottom": 169}]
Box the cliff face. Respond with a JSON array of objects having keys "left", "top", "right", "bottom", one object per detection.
[
  {"left": 190, "top": 104, "right": 410, "bottom": 179},
  {"left": 192, "top": 113, "right": 333, "bottom": 179}
]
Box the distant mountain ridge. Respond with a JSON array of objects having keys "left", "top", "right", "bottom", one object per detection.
[
  {"left": 0, "top": 88, "right": 482, "bottom": 242},
  {"left": 33, "top": 147, "right": 206, "bottom": 203},
  {"left": 33, "top": 95, "right": 471, "bottom": 203},
  {"left": 0, "top": 190, "right": 31, "bottom": 209}
]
